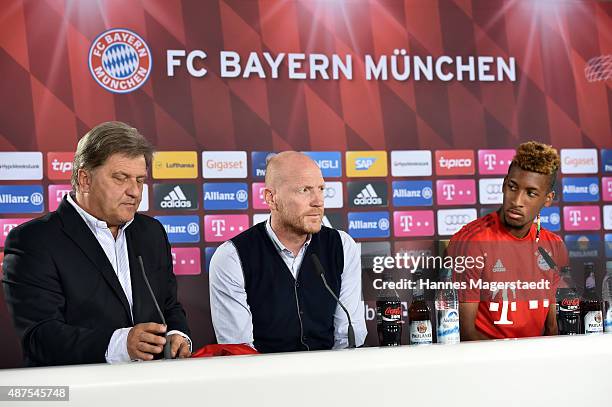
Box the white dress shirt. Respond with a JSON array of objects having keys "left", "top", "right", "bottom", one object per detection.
[
  {"left": 209, "top": 217, "right": 367, "bottom": 350},
  {"left": 66, "top": 194, "right": 190, "bottom": 363}
]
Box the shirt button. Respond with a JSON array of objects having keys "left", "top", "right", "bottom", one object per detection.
[{"left": 295, "top": 282, "right": 300, "bottom": 288}]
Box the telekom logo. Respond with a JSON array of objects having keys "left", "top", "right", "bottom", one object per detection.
[
  {"left": 569, "top": 210, "right": 581, "bottom": 226},
  {"left": 3, "top": 223, "right": 17, "bottom": 236},
  {"left": 478, "top": 149, "right": 514, "bottom": 175},
  {"left": 563, "top": 206, "right": 600, "bottom": 231},
  {"left": 393, "top": 211, "right": 434, "bottom": 237},
  {"left": 483, "top": 154, "right": 496, "bottom": 170},
  {"left": 0, "top": 218, "right": 30, "bottom": 246},
  {"left": 204, "top": 215, "right": 249, "bottom": 242},
  {"left": 400, "top": 215, "right": 413, "bottom": 232},
  {"left": 442, "top": 184, "right": 455, "bottom": 200},
  {"left": 211, "top": 219, "right": 225, "bottom": 237},
  {"left": 603, "top": 178, "right": 612, "bottom": 201}
]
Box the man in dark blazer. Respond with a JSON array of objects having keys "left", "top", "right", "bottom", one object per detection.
[{"left": 2, "top": 122, "right": 191, "bottom": 367}]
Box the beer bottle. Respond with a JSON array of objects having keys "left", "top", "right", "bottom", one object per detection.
[
  {"left": 581, "top": 262, "right": 603, "bottom": 335},
  {"left": 409, "top": 271, "right": 433, "bottom": 345}
]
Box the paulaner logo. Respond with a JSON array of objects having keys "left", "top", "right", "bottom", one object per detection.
[{"left": 89, "top": 28, "right": 152, "bottom": 94}]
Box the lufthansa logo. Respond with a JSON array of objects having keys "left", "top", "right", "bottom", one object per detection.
[
  {"left": 444, "top": 215, "right": 470, "bottom": 225},
  {"left": 88, "top": 28, "right": 152, "bottom": 94}
]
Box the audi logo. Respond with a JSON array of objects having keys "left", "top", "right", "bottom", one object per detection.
[
  {"left": 486, "top": 184, "right": 502, "bottom": 194},
  {"left": 444, "top": 215, "right": 471, "bottom": 225},
  {"left": 324, "top": 187, "right": 336, "bottom": 199}
]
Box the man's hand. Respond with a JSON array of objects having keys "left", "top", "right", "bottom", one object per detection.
[
  {"left": 168, "top": 334, "right": 191, "bottom": 358},
  {"left": 127, "top": 322, "right": 167, "bottom": 361}
]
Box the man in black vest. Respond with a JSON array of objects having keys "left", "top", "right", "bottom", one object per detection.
[{"left": 209, "top": 152, "right": 367, "bottom": 352}]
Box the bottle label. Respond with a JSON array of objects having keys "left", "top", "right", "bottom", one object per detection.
[
  {"left": 437, "top": 309, "right": 460, "bottom": 344},
  {"left": 409, "top": 320, "right": 432, "bottom": 345},
  {"left": 584, "top": 311, "right": 603, "bottom": 334}
]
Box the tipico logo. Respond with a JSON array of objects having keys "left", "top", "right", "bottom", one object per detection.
[{"left": 89, "top": 28, "right": 152, "bottom": 94}]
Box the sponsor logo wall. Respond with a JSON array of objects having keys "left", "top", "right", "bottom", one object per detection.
[{"left": 2, "top": 148, "right": 612, "bottom": 274}]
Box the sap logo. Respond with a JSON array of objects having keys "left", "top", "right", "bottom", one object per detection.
[{"left": 355, "top": 158, "right": 376, "bottom": 170}]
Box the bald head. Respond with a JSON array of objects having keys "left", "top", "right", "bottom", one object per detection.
[{"left": 265, "top": 151, "right": 322, "bottom": 189}]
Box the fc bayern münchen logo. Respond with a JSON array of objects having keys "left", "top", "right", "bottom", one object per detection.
[{"left": 88, "top": 28, "right": 152, "bottom": 94}]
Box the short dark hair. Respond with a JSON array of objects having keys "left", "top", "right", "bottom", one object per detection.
[
  {"left": 508, "top": 141, "right": 560, "bottom": 191},
  {"left": 71, "top": 121, "right": 154, "bottom": 191}
]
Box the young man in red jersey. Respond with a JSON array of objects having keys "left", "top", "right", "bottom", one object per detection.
[{"left": 448, "top": 142, "right": 568, "bottom": 340}]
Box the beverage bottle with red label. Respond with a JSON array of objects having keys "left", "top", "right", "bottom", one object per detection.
[
  {"left": 555, "top": 266, "right": 581, "bottom": 335},
  {"left": 409, "top": 271, "right": 433, "bottom": 345},
  {"left": 581, "top": 262, "right": 603, "bottom": 335},
  {"left": 376, "top": 272, "right": 402, "bottom": 346}
]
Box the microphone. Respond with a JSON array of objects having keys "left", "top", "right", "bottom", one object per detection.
[
  {"left": 310, "top": 253, "right": 356, "bottom": 349},
  {"left": 138, "top": 256, "right": 173, "bottom": 359},
  {"left": 537, "top": 246, "right": 557, "bottom": 271}
]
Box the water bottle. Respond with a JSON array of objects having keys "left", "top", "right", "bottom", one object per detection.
[
  {"left": 435, "top": 268, "right": 460, "bottom": 344},
  {"left": 603, "top": 261, "right": 612, "bottom": 333}
]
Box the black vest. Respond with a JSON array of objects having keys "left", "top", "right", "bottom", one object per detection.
[{"left": 231, "top": 222, "right": 344, "bottom": 353}]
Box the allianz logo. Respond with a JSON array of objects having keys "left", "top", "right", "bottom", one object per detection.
[
  {"left": 0, "top": 193, "right": 43, "bottom": 205},
  {"left": 563, "top": 183, "right": 599, "bottom": 195},
  {"left": 161, "top": 186, "right": 193, "bottom": 208},
  {"left": 539, "top": 213, "right": 560, "bottom": 225},
  {"left": 354, "top": 184, "right": 382, "bottom": 205},
  {"left": 204, "top": 189, "right": 247, "bottom": 202},
  {"left": 393, "top": 187, "right": 432, "bottom": 199},
  {"left": 349, "top": 218, "right": 389, "bottom": 230},
  {"left": 163, "top": 222, "right": 199, "bottom": 235}
]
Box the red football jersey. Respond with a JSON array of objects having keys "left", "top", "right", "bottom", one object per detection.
[{"left": 447, "top": 211, "right": 568, "bottom": 339}]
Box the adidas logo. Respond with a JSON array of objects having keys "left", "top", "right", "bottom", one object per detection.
[
  {"left": 492, "top": 259, "right": 506, "bottom": 273},
  {"left": 161, "top": 186, "right": 192, "bottom": 208},
  {"left": 353, "top": 184, "right": 383, "bottom": 205}
]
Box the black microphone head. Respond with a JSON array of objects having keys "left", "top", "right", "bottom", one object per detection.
[
  {"left": 310, "top": 253, "right": 325, "bottom": 277},
  {"left": 537, "top": 246, "right": 557, "bottom": 271}
]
